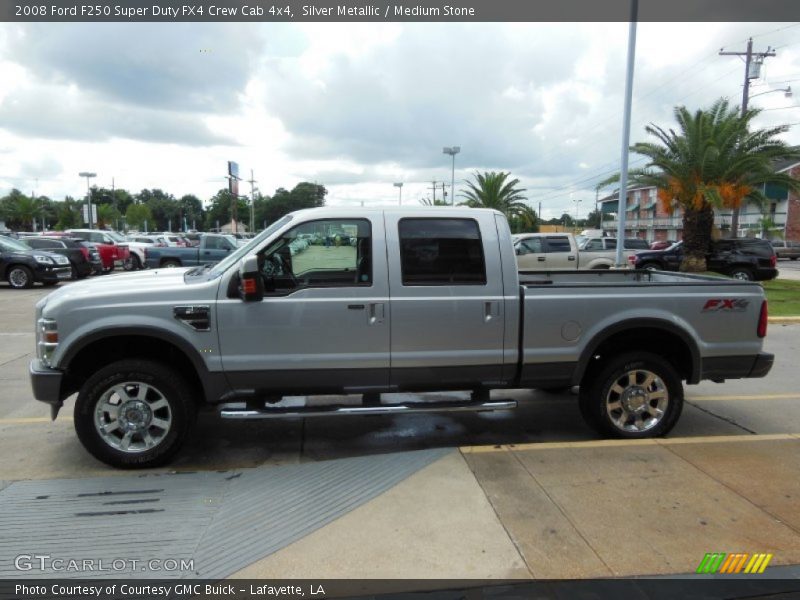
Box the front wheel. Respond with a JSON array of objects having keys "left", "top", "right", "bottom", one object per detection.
[
  {"left": 640, "top": 262, "right": 659, "bottom": 272},
  {"left": 161, "top": 260, "right": 181, "bottom": 268},
  {"left": 122, "top": 254, "right": 141, "bottom": 271},
  {"left": 7, "top": 265, "right": 34, "bottom": 289},
  {"left": 74, "top": 360, "right": 196, "bottom": 468},
  {"left": 579, "top": 352, "right": 683, "bottom": 438}
]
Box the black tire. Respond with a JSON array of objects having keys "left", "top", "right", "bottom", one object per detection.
[
  {"left": 161, "top": 259, "right": 181, "bottom": 268},
  {"left": 123, "top": 254, "right": 141, "bottom": 271},
  {"left": 74, "top": 359, "right": 196, "bottom": 469},
  {"left": 791, "top": 257, "right": 798, "bottom": 261},
  {"left": 70, "top": 264, "right": 79, "bottom": 280},
  {"left": 728, "top": 267, "right": 753, "bottom": 281},
  {"left": 42, "top": 281, "right": 59, "bottom": 287},
  {"left": 6, "top": 265, "right": 34, "bottom": 289},
  {"left": 578, "top": 352, "right": 683, "bottom": 439},
  {"left": 640, "top": 262, "right": 659, "bottom": 271}
]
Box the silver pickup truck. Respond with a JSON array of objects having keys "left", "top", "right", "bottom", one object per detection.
[{"left": 29, "top": 208, "right": 773, "bottom": 468}]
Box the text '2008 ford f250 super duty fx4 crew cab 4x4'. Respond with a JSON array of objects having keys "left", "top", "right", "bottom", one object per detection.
[{"left": 29, "top": 208, "right": 773, "bottom": 468}]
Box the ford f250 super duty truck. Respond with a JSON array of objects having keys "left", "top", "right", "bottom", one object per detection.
[{"left": 29, "top": 208, "right": 773, "bottom": 468}]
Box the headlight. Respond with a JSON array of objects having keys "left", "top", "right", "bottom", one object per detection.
[
  {"left": 36, "top": 318, "right": 58, "bottom": 367},
  {"left": 54, "top": 255, "right": 70, "bottom": 265},
  {"left": 34, "top": 255, "right": 54, "bottom": 265}
]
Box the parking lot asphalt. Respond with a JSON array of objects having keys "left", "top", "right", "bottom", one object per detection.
[{"left": 1, "top": 275, "right": 799, "bottom": 580}]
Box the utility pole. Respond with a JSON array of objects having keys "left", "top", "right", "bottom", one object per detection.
[
  {"left": 429, "top": 181, "right": 441, "bottom": 204},
  {"left": 719, "top": 38, "right": 776, "bottom": 236},
  {"left": 247, "top": 169, "right": 257, "bottom": 232}
]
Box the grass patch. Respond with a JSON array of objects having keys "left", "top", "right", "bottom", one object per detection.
[{"left": 761, "top": 279, "right": 800, "bottom": 317}]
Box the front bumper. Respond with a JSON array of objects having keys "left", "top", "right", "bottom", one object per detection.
[
  {"left": 29, "top": 359, "right": 64, "bottom": 416},
  {"left": 35, "top": 265, "right": 72, "bottom": 283}
]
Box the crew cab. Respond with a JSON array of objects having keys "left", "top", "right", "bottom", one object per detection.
[
  {"left": 631, "top": 239, "right": 779, "bottom": 281},
  {"left": 29, "top": 208, "right": 773, "bottom": 468},
  {"left": 143, "top": 233, "right": 238, "bottom": 268}
]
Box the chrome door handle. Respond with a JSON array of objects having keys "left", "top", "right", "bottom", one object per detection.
[
  {"left": 568, "top": 256, "right": 576, "bottom": 261},
  {"left": 368, "top": 303, "right": 385, "bottom": 325},
  {"left": 537, "top": 256, "right": 546, "bottom": 261},
  {"left": 484, "top": 301, "right": 500, "bottom": 322}
]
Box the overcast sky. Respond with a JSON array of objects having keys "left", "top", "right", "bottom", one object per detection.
[{"left": 0, "top": 20, "right": 798, "bottom": 219}]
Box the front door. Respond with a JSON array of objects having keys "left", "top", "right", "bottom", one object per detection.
[{"left": 216, "top": 216, "right": 390, "bottom": 395}]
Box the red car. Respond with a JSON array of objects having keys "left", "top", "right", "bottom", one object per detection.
[{"left": 65, "top": 229, "right": 131, "bottom": 272}]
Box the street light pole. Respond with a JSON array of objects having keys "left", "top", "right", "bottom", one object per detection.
[
  {"left": 573, "top": 197, "right": 582, "bottom": 229},
  {"left": 393, "top": 182, "right": 403, "bottom": 206},
  {"left": 442, "top": 146, "right": 460, "bottom": 206},
  {"left": 78, "top": 172, "right": 97, "bottom": 228}
]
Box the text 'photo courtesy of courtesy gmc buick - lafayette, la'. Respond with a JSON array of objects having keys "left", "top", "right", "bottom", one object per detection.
[{"left": 29, "top": 208, "right": 773, "bottom": 468}]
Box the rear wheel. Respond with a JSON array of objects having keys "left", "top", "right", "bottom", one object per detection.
[
  {"left": 729, "top": 267, "right": 753, "bottom": 281},
  {"left": 74, "top": 359, "right": 196, "bottom": 468},
  {"left": 7, "top": 265, "right": 34, "bottom": 289},
  {"left": 579, "top": 352, "right": 683, "bottom": 438},
  {"left": 161, "top": 260, "right": 181, "bottom": 268},
  {"left": 640, "top": 262, "right": 659, "bottom": 271}
]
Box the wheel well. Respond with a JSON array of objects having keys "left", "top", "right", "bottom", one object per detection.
[
  {"left": 581, "top": 327, "right": 694, "bottom": 384},
  {"left": 65, "top": 335, "right": 204, "bottom": 403}
]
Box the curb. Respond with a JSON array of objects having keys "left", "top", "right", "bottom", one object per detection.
[{"left": 768, "top": 316, "right": 800, "bottom": 324}]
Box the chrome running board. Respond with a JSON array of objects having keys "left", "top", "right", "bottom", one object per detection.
[{"left": 219, "top": 399, "right": 516, "bottom": 419}]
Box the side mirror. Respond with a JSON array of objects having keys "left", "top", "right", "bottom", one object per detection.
[{"left": 239, "top": 254, "right": 263, "bottom": 302}]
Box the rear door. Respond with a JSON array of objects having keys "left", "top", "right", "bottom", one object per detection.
[
  {"left": 543, "top": 235, "right": 577, "bottom": 269},
  {"left": 385, "top": 213, "right": 506, "bottom": 389},
  {"left": 515, "top": 236, "right": 546, "bottom": 269}
]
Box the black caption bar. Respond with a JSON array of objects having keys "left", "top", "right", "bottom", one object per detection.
[
  {"left": 1, "top": 0, "right": 799, "bottom": 22},
  {"left": 3, "top": 579, "right": 800, "bottom": 600}
]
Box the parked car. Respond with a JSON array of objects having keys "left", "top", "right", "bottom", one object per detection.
[
  {"left": 143, "top": 233, "right": 238, "bottom": 268},
  {"left": 29, "top": 207, "right": 773, "bottom": 468},
  {"left": 22, "top": 236, "right": 102, "bottom": 279},
  {"left": 514, "top": 233, "right": 640, "bottom": 270},
  {"left": 630, "top": 239, "right": 778, "bottom": 281},
  {"left": 771, "top": 240, "right": 800, "bottom": 261},
  {"left": 0, "top": 236, "right": 72, "bottom": 288},
  {"left": 579, "top": 236, "right": 650, "bottom": 251},
  {"left": 65, "top": 229, "right": 131, "bottom": 272},
  {"left": 650, "top": 239, "right": 677, "bottom": 251}
]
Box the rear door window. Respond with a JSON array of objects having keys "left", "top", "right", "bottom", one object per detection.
[
  {"left": 399, "top": 218, "right": 486, "bottom": 286},
  {"left": 544, "top": 236, "right": 572, "bottom": 253}
]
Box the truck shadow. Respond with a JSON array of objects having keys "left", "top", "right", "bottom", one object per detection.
[{"left": 175, "top": 390, "right": 597, "bottom": 471}]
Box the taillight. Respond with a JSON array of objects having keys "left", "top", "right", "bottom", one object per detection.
[
  {"left": 770, "top": 255, "right": 777, "bottom": 268},
  {"left": 143, "top": 248, "right": 148, "bottom": 258},
  {"left": 79, "top": 247, "right": 89, "bottom": 260},
  {"left": 757, "top": 300, "right": 768, "bottom": 338},
  {"left": 627, "top": 255, "right": 637, "bottom": 266}
]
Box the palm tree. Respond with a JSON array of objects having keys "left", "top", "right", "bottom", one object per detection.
[
  {"left": 0, "top": 190, "right": 44, "bottom": 230},
  {"left": 419, "top": 197, "right": 449, "bottom": 206},
  {"left": 459, "top": 171, "right": 534, "bottom": 225},
  {"left": 603, "top": 99, "right": 800, "bottom": 271}
]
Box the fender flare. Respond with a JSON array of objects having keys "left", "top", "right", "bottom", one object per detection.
[{"left": 573, "top": 317, "right": 701, "bottom": 385}]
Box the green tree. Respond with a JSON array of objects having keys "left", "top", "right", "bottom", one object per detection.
[
  {"left": 54, "top": 197, "right": 83, "bottom": 230},
  {"left": 0, "top": 189, "right": 44, "bottom": 230},
  {"left": 97, "top": 204, "right": 122, "bottom": 230},
  {"left": 458, "top": 171, "right": 533, "bottom": 225},
  {"left": 177, "top": 194, "right": 204, "bottom": 230},
  {"left": 601, "top": 99, "right": 800, "bottom": 271},
  {"left": 125, "top": 203, "right": 154, "bottom": 231},
  {"left": 204, "top": 189, "right": 249, "bottom": 231},
  {"left": 584, "top": 209, "right": 602, "bottom": 229},
  {"left": 419, "top": 197, "right": 448, "bottom": 206}
]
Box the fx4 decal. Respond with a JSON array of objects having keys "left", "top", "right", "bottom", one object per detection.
[{"left": 702, "top": 298, "right": 749, "bottom": 312}]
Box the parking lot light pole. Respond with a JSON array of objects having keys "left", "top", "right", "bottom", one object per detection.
[
  {"left": 78, "top": 172, "right": 96, "bottom": 229},
  {"left": 393, "top": 182, "right": 403, "bottom": 206},
  {"left": 443, "top": 146, "right": 460, "bottom": 206}
]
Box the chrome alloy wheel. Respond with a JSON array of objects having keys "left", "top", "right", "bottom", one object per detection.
[
  {"left": 605, "top": 369, "right": 669, "bottom": 433},
  {"left": 9, "top": 268, "right": 30, "bottom": 288},
  {"left": 94, "top": 382, "right": 172, "bottom": 452}
]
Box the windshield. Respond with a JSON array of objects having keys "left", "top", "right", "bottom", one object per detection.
[
  {"left": 0, "top": 237, "right": 32, "bottom": 252},
  {"left": 103, "top": 231, "right": 126, "bottom": 243},
  {"left": 206, "top": 215, "right": 293, "bottom": 277}
]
